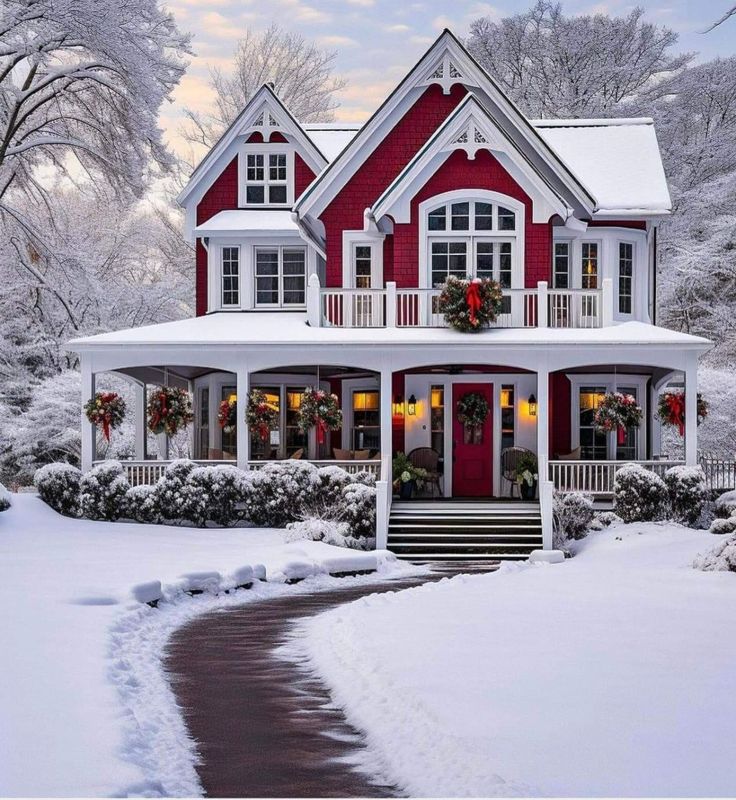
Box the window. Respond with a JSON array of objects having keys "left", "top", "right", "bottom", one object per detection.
[
  {"left": 255, "top": 247, "right": 306, "bottom": 307},
  {"left": 285, "top": 389, "right": 308, "bottom": 457},
  {"left": 198, "top": 387, "right": 209, "bottom": 459},
  {"left": 431, "top": 241, "right": 467, "bottom": 286},
  {"left": 221, "top": 247, "right": 240, "bottom": 306},
  {"left": 616, "top": 387, "right": 638, "bottom": 460},
  {"left": 250, "top": 387, "right": 280, "bottom": 459},
  {"left": 553, "top": 242, "right": 570, "bottom": 289},
  {"left": 579, "top": 387, "right": 607, "bottom": 459},
  {"left": 353, "top": 245, "right": 372, "bottom": 288},
  {"left": 501, "top": 385, "right": 515, "bottom": 454},
  {"left": 426, "top": 200, "right": 516, "bottom": 233},
  {"left": 352, "top": 390, "right": 380, "bottom": 451},
  {"left": 245, "top": 151, "right": 288, "bottom": 204},
  {"left": 581, "top": 242, "right": 599, "bottom": 289},
  {"left": 619, "top": 242, "right": 633, "bottom": 314},
  {"left": 430, "top": 386, "right": 445, "bottom": 457},
  {"left": 221, "top": 385, "right": 236, "bottom": 457}
]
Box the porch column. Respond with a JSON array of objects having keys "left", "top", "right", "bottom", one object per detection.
[
  {"left": 236, "top": 367, "right": 250, "bottom": 470},
  {"left": 685, "top": 358, "right": 698, "bottom": 466},
  {"left": 80, "top": 361, "right": 95, "bottom": 473},
  {"left": 133, "top": 381, "right": 147, "bottom": 461},
  {"left": 376, "top": 366, "right": 393, "bottom": 549},
  {"left": 536, "top": 367, "right": 554, "bottom": 550}
]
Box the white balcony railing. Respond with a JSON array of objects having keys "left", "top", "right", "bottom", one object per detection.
[
  {"left": 549, "top": 459, "right": 684, "bottom": 496},
  {"left": 308, "top": 276, "right": 613, "bottom": 330}
]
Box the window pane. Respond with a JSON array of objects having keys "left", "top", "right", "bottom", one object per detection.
[
  {"left": 354, "top": 245, "right": 372, "bottom": 288},
  {"left": 428, "top": 207, "right": 446, "bottom": 230},
  {"left": 579, "top": 387, "right": 607, "bottom": 459},
  {"left": 246, "top": 185, "right": 265, "bottom": 204},
  {"left": 616, "top": 387, "right": 638, "bottom": 459},
  {"left": 222, "top": 247, "right": 239, "bottom": 306},
  {"left": 448, "top": 241, "right": 467, "bottom": 276},
  {"left": 582, "top": 242, "right": 599, "bottom": 289},
  {"left": 476, "top": 242, "right": 494, "bottom": 279},
  {"left": 268, "top": 185, "right": 287, "bottom": 204},
  {"left": 618, "top": 242, "right": 633, "bottom": 314},
  {"left": 499, "top": 242, "right": 512, "bottom": 288},
  {"left": 352, "top": 390, "right": 380, "bottom": 450},
  {"left": 498, "top": 206, "right": 515, "bottom": 230},
  {"left": 451, "top": 202, "right": 470, "bottom": 230},
  {"left": 475, "top": 202, "right": 493, "bottom": 230},
  {"left": 283, "top": 249, "right": 306, "bottom": 305},
  {"left": 430, "top": 385, "right": 444, "bottom": 457},
  {"left": 256, "top": 278, "right": 279, "bottom": 305},
  {"left": 554, "top": 242, "right": 569, "bottom": 289},
  {"left": 246, "top": 153, "right": 264, "bottom": 181},
  {"left": 431, "top": 241, "right": 449, "bottom": 287},
  {"left": 256, "top": 250, "right": 278, "bottom": 275},
  {"left": 269, "top": 153, "right": 287, "bottom": 181}
]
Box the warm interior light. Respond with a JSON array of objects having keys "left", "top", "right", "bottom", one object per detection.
[
  {"left": 228, "top": 393, "right": 237, "bottom": 404},
  {"left": 500, "top": 388, "right": 512, "bottom": 409},
  {"left": 528, "top": 393, "right": 537, "bottom": 416},
  {"left": 392, "top": 395, "right": 404, "bottom": 416},
  {"left": 431, "top": 388, "right": 443, "bottom": 408},
  {"left": 354, "top": 390, "right": 379, "bottom": 411},
  {"left": 287, "top": 391, "right": 302, "bottom": 410},
  {"left": 407, "top": 394, "right": 417, "bottom": 416}
]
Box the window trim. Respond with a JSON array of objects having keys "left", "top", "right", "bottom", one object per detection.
[
  {"left": 253, "top": 244, "right": 307, "bottom": 308},
  {"left": 220, "top": 245, "right": 240, "bottom": 307},
  {"left": 341, "top": 229, "right": 385, "bottom": 289},
  {"left": 617, "top": 239, "right": 635, "bottom": 315},
  {"left": 238, "top": 144, "right": 295, "bottom": 207}
]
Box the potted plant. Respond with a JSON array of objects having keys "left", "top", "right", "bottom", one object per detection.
[
  {"left": 515, "top": 452, "right": 539, "bottom": 500},
  {"left": 392, "top": 452, "right": 428, "bottom": 499}
]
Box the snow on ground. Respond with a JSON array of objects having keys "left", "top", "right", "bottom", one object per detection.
[
  {"left": 0, "top": 494, "right": 411, "bottom": 798},
  {"left": 295, "top": 523, "right": 736, "bottom": 798}
]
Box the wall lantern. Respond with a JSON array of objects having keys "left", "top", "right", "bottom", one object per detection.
[
  {"left": 407, "top": 394, "right": 417, "bottom": 416},
  {"left": 392, "top": 395, "right": 404, "bottom": 416},
  {"left": 528, "top": 393, "right": 537, "bottom": 417}
]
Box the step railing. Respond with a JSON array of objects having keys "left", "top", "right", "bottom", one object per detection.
[{"left": 548, "top": 459, "right": 685, "bottom": 496}]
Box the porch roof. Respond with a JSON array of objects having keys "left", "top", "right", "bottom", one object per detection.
[
  {"left": 193, "top": 210, "right": 300, "bottom": 237},
  {"left": 68, "top": 313, "right": 711, "bottom": 352}
]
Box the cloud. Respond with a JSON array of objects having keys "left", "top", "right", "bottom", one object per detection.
[
  {"left": 385, "top": 23, "right": 411, "bottom": 33},
  {"left": 277, "top": 0, "right": 332, "bottom": 23},
  {"left": 345, "top": 0, "right": 374, "bottom": 5},
  {"left": 317, "top": 34, "right": 359, "bottom": 47},
  {"left": 409, "top": 34, "right": 434, "bottom": 45}
]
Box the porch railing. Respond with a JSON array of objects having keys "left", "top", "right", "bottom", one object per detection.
[
  {"left": 699, "top": 454, "right": 736, "bottom": 492},
  {"left": 309, "top": 277, "right": 612, "bottom": 330},
  {"left": 246, "top": 459, "right": 381, "bottom": 477},
  {"left": 549, "top": 459, "right": 685, "bottom": 496}
]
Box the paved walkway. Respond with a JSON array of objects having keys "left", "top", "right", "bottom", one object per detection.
[{"left": 164, "top": 566, "right": 496, "bottom": 797}]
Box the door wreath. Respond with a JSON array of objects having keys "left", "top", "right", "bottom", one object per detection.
[
  {"left": 593, "top": 392, "right": 643, "bottom": 445},
  {"left": 437, "top": 276, "right": 504, "bottom": 332},
  {"left": 657, "top": 391, "right": 708, "bottom": 436},
  {"left": 297, "top": 388, "right": 342, "bottom": 444},
  {"left": 457, "top": 391, "right": 490, "bottom": 443},
  {"left": 84, "top": 392, "right": 126, "bottom": 442},
  {"left": 246, "top": 389, "right": 279, "bottom": 442},
  {"left": 147, "top": 386, "right": 193, "bottom": 437}
]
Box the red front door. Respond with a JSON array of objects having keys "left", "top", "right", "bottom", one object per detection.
[{"left": 452, "top": 383, "right": 493, "bottom": 497}]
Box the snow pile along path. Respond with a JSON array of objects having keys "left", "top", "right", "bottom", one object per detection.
[
  {"left": 296, "top": 524, "right": 736, "bottom": 797},
  {"left": 0, "top": 494, "right": 410, "bottom": 797}
]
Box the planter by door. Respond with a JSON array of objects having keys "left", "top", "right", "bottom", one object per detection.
[
  {"left": 452, "top": 383, "right": 493, "bottom": 497},
  {"left": 399, "top": 479, "right": 415, "bottom": 500},
  {"left": 520, "top": 480, "right": 537, "bottom": 500}
]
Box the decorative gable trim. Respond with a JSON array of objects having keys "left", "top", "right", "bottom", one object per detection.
[
  {"left": 418, "top": 50, "right": 479, "bottom": 95},
  {"left": 371, "top": 95, "right": 575, "bottom": 225}
]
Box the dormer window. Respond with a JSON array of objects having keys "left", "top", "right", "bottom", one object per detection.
[{"left": 245, "top": 152, "right": 288, "bottom": 204}]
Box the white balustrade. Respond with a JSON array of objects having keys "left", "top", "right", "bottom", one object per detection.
[
  {"left": 548, "top": 459, "right": 685, "bottom": 496},
  {"left": 321, "top": 289, "right": 386, "bottom": 328},
  {"left": 548, "top": 288, "right": 603, "bottom": 329},
  {"left": 247, "top": 459, "right": 381, "bottom": 477}
]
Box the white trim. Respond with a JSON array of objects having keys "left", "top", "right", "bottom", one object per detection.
[
  {"left": 341, "top": 229, "right": 385, "bottom": 288},
  {"left": 237, "top": 144, "right": 295, "bottom": 208},
  {"left": 567, "top": 373, "right": 649, "bottom": 460},
  {"left": 220, "top": 245, "right": 241, "bottom": 308},
  {"left": 419, "top": 190, "right": 525, "bottom": 290}
]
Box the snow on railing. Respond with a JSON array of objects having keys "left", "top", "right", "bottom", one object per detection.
[
  {"left": 548, "top": 459, "right": 685, "bottom": 496},
  {"left": 247, "top": 459, "right": 381, "bottom": 477}
]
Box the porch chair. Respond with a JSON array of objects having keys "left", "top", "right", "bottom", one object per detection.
[
  {"left": 500, "top": 446, "right": 535, "bottom": 498},
  {"left": 407, "top": 447, "right": 443, "bottom": 497}
]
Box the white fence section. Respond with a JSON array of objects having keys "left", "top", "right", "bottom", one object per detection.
[
  {"left": 321, "top": 289, "right": 386, "bottom": 328},
  {"left": 699, "top": 455, "right": 736, "bottom": 492},
  {"left": 548, "top": 289, "right": 603, "bottom": 329},
  {"left": 247, "top": 459, "right": 382, "bottom": 477},
  {"left": 548, "top": 459, "right": 685, "bottom": 496}
]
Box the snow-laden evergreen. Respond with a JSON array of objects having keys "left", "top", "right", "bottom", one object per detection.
[{"left": 614, "top": 463, "right": 669, "bottom": 523}]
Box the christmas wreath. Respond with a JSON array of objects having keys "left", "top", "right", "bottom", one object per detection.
[
  {"left": 297, "top": 387, "right": 342, "bottom": 444},
  {"left": 84, "top": 391, "right": 126, "bottom": 442},
  {"left": 217, "top": 397, "right": 237, "bottom": 433},
  {"left": 246, "top": 389, "right": 279, "bottom": 442},
  {"left": 456, "top": 391, "right": 490, "bottom": 430},
  {"left": 147, "top": 386, "right": 193, "bottom": 437},
  {"left": 437, "top": 276, "right": 504, "bottom": 332},
  {"left": 657, "top": 391, "right": 708, "bottom": 436},
  {"left": 593, "top": 392, "right": 643, "bottom": 444}
]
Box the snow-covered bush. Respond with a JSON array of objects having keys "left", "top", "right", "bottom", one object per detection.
[
  {"left": 693, "top": 533, "right": 736, "bottom": 572},
  {"left": 79, "top": 461, "right": 129, "bottom": 521},
  {"left": 0, "top": 482, "right": 10, "bottom": 512},
  {"left": 34, "top": 463, "right": 82, "bottom": 517},
  {"left": 313, "top": 465, "right": 355, "bottom": 514},
  {"left": 613, "top": 464, "right": 668, "bottom": 523},
  {"left": 664, "top": 466, "right": 707, "bottom": 526},
  {"left": 286, "top": 518, "right": 375, "bottom": 550},
  {"left": 180, "top": 465, "right": 246, "bottom": 527},
  {"left": 714, "top": 489, "right": 736, "bottom": 519},
  {"left": 122, "top": 485, "right": 160, "bottom": 524},
  {"left": 243, "top": 461, "right": 321, "bottom": 527},
  {"left": 153, "top": 459, "right": 196, "bottom": 521},
  {"left": 709, "top": 516, "right": 736, "bottom": 535},
  {"left": 552, "top": 492, "right": 594, "bottom": 549},
  {"left": 338, "top": 482, "right": 377, "bottom": 538}
]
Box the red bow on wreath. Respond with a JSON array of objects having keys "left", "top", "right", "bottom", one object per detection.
[
  {"left": 150, "top": 391, "right": 168, "bottom": 432},
  {"left": 466, "top": 280, "right": 482, "bottom": 326},
  {"left": 665, "top": 393, "right": 686, "bottom": 436}
]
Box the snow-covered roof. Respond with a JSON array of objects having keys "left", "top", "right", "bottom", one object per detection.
[
  {"left": 302, "top": 124, "right": 361, "bottom": 162},
  {"left": 68, "top": 314, "right": 710, "bottom": 352},
  {"left": 533, "top": 118, "right": 671, "bottom": 216},
  {"left": 194, "top": 210, "right": 300, "bottom": 237}
]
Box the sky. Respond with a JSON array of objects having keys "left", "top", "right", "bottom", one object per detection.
[{"left": 162, "top": 0, "right": 736, "bottom": 155}]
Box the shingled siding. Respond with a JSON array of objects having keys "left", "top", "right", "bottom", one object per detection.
[
  {"left": 391, "top": 148, "right": 551, "bottom": 288},
  {"left": 320, "top": 83, "right": 468, "bottom": 287}
]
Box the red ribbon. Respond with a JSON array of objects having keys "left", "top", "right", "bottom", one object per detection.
[
  {"left": 617, "top": 426, "right": 626, "bottom": 446},
  {"left": 102, "top": 415, "right": 111, "bottom": 442},
  {"left": 664, "top": 393, "right": 686, "bottom": 436},
  {"left": 317, "top": 419, "right": 327, "bottom": 444},
  {"left": 466, "top": 280, "right": 482, "bottom": 326},
  {"left": 150, "top": 391, "right": 168, "bottom": 433}
]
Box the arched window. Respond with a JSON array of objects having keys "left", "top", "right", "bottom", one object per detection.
[{"left": 420, "top": 193, "right": 523, "bottom": 289}]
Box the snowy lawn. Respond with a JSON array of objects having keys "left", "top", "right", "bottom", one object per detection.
[
  {"left": 297, "top": 523, "right": 735, "bottom": 797},
  {"left": 0, "top": 494, "right": 409, "bottom": 797}
]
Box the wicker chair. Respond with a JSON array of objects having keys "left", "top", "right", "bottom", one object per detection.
[
  {"left": 407, "top": 447, "right": 443, "bottom": 497},
  {"left": 500, "top": 446, "right": 535, "bottom": 498}
]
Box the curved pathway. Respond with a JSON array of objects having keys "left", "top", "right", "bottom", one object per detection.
[{"left": 164, "top": 567, "right": 496, "bottom": 797}]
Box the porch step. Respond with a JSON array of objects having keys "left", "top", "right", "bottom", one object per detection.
[{"left": 388, "top": 500, "right": 543, "bottom": 563}]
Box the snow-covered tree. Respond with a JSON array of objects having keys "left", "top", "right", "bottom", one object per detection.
[
  {"left": 0, "top": 0, "right": 190, "bottom": 226},
  {"left": 182, "top": 24, "right": 346, "bottom": 151}
]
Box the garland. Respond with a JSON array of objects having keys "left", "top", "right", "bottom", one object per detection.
[
  {"left": 84, "top": 391, "right": 126, "bottom": 442},
  {"left": 246, "top": 389, "right": 279, "bottom": 442},
  {"left": 456, "top": 391, "right": 490, "bottom": 430},
  {"left": 437, "top": 276, "right": 504, "bottom": 332},
  {"left": 593, "top": 392, "right": 643, "bottom": 445},
  {"left": 217, "top": 398, "right": 237, "bottom": 433},
  {"left": 147, "top": 386, "right": 193, "bottom": 437},
  {"left": 657, "top": 391, "right": 708, "bottom": 436},
  {"left": 296, "top": 388, "right": 342, "bottom": 444}
]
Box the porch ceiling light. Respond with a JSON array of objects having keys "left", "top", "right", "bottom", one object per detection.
[
  {"left": 528, "top": 393, "right": 537, "bottom": 416},
  {"left": 392, "top": 395, "right": 404, "bottom": 416},
  {"left": 407, "top": 394, "right": 417, "bottom": 416}
]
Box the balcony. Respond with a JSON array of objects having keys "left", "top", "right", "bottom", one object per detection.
[{"left": 307, "top": 277, "right": 615, "bottom": 330}]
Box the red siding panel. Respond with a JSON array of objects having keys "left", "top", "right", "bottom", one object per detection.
[
  {"left": 321, "top": 84, "right": 468, "bottom": 286},
  {"left": 390, "top": 149, "right": 551, "bottom": 288},
  {"left": 295, "top": 153, "right": 317, "bottom": 197}
]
